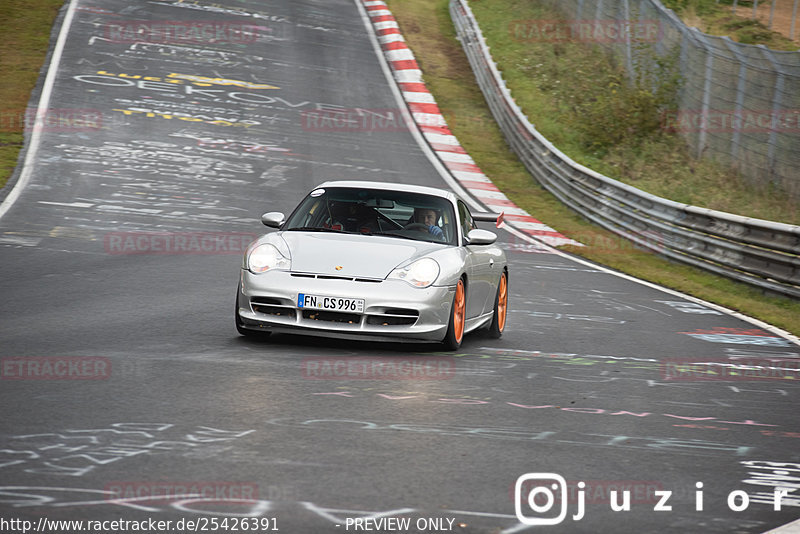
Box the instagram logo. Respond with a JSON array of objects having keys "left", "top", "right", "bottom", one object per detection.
[
  {"left": 515, "top": 473, "right": 578, "bottom": 525},
  {"left": 514, "top": 473, "right": 791, "bottom": 523}
]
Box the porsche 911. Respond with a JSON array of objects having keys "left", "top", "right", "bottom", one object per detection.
[{"left": 235, "top": 181, "right": 508, "bottom": 349}]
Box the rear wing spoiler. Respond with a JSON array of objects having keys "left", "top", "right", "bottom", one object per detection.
[{"left": 472, "top": 211, "right": 505, "bottom": 228}]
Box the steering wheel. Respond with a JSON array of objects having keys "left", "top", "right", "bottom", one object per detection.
[{"left": 405, "top": 223, "right": 430, "bottom": 232}]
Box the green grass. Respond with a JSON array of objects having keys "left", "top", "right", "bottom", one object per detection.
[
  {"left": 0, "top": 0, "right": 65, "bottom": 190},
  {"left": 385, "top": 0, "right": 800, "bottom": 335}
]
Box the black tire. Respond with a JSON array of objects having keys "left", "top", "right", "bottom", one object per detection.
[
  {"left": 487, "top": 271, "right": 508, "bottom": 339},
  {"left": 442, "top": 278, "right": 466, "bottom": 351}
]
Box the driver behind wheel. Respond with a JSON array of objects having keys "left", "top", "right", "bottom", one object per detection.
[{"left": 409, "top": 208, "right": 444, "bottom": 238}]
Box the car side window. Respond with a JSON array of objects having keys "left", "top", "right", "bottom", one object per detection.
[{"left": 457, "top": 201, "right": 476, "bottom": 243}]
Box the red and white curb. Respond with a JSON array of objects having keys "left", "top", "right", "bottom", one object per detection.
[{"left": 362, "top": 0, "right": 581, "bottom": 248}]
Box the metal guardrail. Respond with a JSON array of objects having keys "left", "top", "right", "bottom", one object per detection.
[{"left": 450, "top": 0, "right": 800, "bottom": 299}]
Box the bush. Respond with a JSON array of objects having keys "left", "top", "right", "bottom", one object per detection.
[{"left": 565, "top": 46, "right": 683, "bottom": 155}]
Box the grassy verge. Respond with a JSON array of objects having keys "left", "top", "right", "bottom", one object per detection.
[
  {"left": 385, "top": 0, "right": 800, "bottom": 335},
  {"left": 472, "top": 0, "right": 798, "bottom": 224},
  {"left": 662, "top": 0, "right": 799, "bottom": 50},
  {"left": 0, "top": 0, "right": 65, "bottom": 190}
]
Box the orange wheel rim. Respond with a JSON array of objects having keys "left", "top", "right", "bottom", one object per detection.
[
  {"left": 453, "top": 280, "right": 465, "bottom": 343},
  {"left": 497, "top": 273, "right": 508, "bottom": 332}
]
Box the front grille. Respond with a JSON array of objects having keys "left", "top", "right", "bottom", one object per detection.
[{"left": 302, "top": 310, "right": 361, "bottom": 324}]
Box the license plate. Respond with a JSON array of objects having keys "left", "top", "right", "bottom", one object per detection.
[{"left": 297, "top": 293, "right": 364, "bottom": 313}]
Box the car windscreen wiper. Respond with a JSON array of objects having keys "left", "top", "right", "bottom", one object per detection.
[{"left": 285, "top": 226, "right": 348, "bottom": 233}]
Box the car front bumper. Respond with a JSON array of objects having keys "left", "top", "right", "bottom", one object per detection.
[{"left": 237, "top": 269, "right": 456, "bottom": 342}]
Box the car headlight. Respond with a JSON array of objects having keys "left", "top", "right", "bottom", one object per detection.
[
  {"left": 388, "top": 258, "right": 440, "bottom": 288},
  {"left": 248, "top": 244, "right": 290, "bottom": 273}
]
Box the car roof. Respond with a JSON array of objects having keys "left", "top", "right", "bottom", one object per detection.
[{"left": 314, "top": 181, "right": 456, "bottom": 202}]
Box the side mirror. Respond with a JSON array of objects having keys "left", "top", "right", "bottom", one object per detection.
[
  {"left": 466, "top": 229, "right": 497, "bottom": 245},
  {"left": 261, "top": 212, "right": 285, "bottom": 228}
]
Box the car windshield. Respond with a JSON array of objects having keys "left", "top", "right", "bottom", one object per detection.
[{"left": 283, "top": 187, "right": 457, "bottom": 245}]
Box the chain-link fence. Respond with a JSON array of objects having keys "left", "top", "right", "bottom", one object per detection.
[{"left": 540, "top": 0, "right": 800, "bottom": 198}]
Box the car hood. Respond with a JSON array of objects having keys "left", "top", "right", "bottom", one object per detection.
[{"left": 280, "top": 232, "right": 443, "bottom": 279}]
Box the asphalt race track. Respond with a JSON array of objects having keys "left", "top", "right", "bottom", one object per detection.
[{"left": 0, "top": 1, "right": 799, "bottom": 532}]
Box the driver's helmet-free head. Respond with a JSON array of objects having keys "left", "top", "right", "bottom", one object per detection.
[{"left": 414, "top": 207, "right": 439, "bottom": 226}]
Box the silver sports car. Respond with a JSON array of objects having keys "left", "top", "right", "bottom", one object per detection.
[{"left": 235, "top": 181, "right": 508, "bottom": 349}]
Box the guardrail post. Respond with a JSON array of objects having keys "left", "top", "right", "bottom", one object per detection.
[
  {"left": 721, "top": 37, "right": 748, "bottom": 161},
  {"left": 769, "top": 0, "right": 776, "bottom": 29},
  {"left": 623, "top": 0, "right": 634, "bottom": 80},
  {"left": 678, "top": 26, "right": 690, "bottom": 113},
  {"left": 758, "top": 46, "right": 786, "bottom": 188},
  {"left": 595, "top": 0, "right": 605, "bottom": 29},
  {"left": 695, "top": 29, "right": 714, "bottom": 158},
  {"left": 646, "top": 0, "right": 664, "bottom": 58}
]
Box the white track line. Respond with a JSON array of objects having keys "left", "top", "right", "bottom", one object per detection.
[
  {"left": 0, "top": 0, "right": 78, "bottom": 220},
  {"left": 764, "top": 517, "right": 800, "bottom": 534}
]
